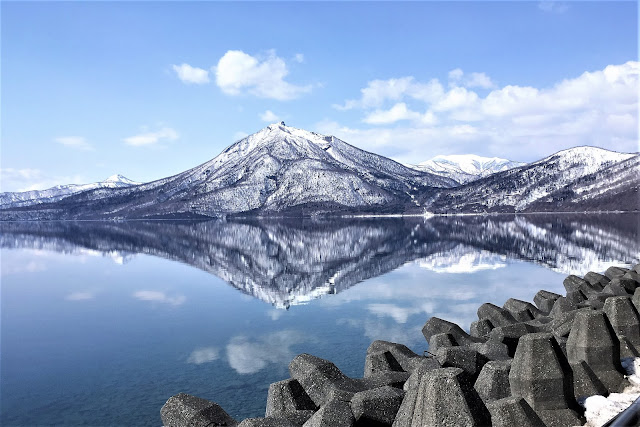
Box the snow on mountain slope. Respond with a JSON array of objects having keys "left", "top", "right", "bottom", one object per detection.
[
  {"left": 0, "top": 123, "right": 455, "bottom": 219},
  {"left": 0, "top": 174, "right": 141, "bottom": 208},
  {"left": 406, "top": 154, "right": 525, "bottom": 184},
  {"left": 422, "top": 146, "right": 638, "bottom": 213}
]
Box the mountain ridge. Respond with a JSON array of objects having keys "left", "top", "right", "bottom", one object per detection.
[
  {"left": 406, "top": 154, "right": 526, "bottom": 184},
  {"left": 0, "top": 124, "right": 637, "bottom": 219},
  {"left": 0, "top": 174, "right": 140, "bottom": 209}
]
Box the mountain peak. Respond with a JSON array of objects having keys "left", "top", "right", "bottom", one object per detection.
[{"left": 406, "top": 154, "right": 525, "bottom": 184}]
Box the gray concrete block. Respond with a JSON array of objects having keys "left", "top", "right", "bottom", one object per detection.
[
  {"left": 350, "top": 386, "right": 404, "bottom": 426},
  {"left": 603, "top": 296, "right": 640, "bottom": 358},
  {"left": 410, "top": 367, "right": 490, "bottom": 427},
  {"left": 550, "top": 308, "right": 593, "bottom": 338},
  {"left": 584, "top": 271, "right": 610, "bottom": 288},
  {"left": 570, "top": 360, "right": 608, "bottom": 400},
  {"left": 603, "top": 281, "right": 630, "bottom": 296},
  {"left": 486, "top": 396, "right": 545, "bottom": 427},
  {"left": 503, "top": 298, "right": 544, "bottom": 322},
  {"left": 470, "top": 337, "right": 511, "bottom": 361},
  {"left": 489, "top": 322, "right": 538, "bottom": 357},
  {"left": 611, "top": 278, "right": 640, "bottom": 295},
  {"left": 266, "top": 379, "right": 317, "bottom": 417},
  {"left": 364, "top": 351, "right": 404, "bottom": 378},
  {"left": 474, "top": 360, "right": 512, "bottom": 403},
  {"left": 238, "top": 415, "right": 303, "bottom": 427},
  {"left": 533, "top": 290, "right": 562, "bottom": 314},
  {"left": 428, "top": 332, "right": 457, "bottom": 353},
  {"left": 605, "top": 266, "right": 630, "bottom": 280},
  {"left": 392, "top": 362, "right": 438, "bottom": 427},
  {"left": 537, "top": 408, "right": 583, "bottom": 427},
  {"left": 435, "top": 346, "right": 485, "bottom": 378},
  {"left": 422, "top": 317, "right": 480, "bottom": 347},
  {"left": 565, "top": 310, "right": 624, "bottom": 393},
  {"left": 549, "top": 296, "right": 578, "bottom": 318},
  {"left": 161, "top": 393, "right": 237, "bottom": 427},
  {"left": 477, "top": 303, "right": 517, "bottom": 327},
  {"left": 622, "top": 270, "right": 640, "bottom": 283},
  {"left": 302, "top": 399, "right": 354, "bottom": 427},
  {"left": 366, "top": 341, "right": 418, "bottom": 372},
  {"left": 509, "top": 333, "right": 574, "bottom": 411},
  {"left": 470, "top": 319, "right": 494, "bottom": 339}
]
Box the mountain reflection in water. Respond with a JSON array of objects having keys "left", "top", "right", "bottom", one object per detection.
[{"left": 1, "top": 213, "right": 638, "bottom": 309}]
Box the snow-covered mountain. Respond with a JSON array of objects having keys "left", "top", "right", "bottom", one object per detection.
[
  {"left": 0, "top": 174, "right": 140, "bottom": 208},
  {"left": 0, "top": 123, "right": 454, "bottom": 219},
  {"left": 421, "top": 146, "right": 639, "bottom": 213},
  {"left": 406, "top": 154, "right": 525, "bottom": 184},
  {"left": 0, "top": 124, "right": 637, "bottom": 219}
]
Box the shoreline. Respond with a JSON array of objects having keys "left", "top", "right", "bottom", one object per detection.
[{"left": 161, "top": 263, "right": 640, "bottom": 427}]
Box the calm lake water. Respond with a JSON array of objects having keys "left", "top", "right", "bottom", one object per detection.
[{"left": 1, "top": 214, "right": 639, "bottom": 426}]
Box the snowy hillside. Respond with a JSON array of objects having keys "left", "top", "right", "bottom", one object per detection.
[
  {"left": 406, "top": 154, "right": 525, "bottom": 184},
  {"left": 422, "top": 146, "right": 638, "bottom": 213},
  {"left": 0, "top": 174, "right": 141, "bottom": 208},
  {"left": 0, "top": 123, "right": 454, "bottom": 219}
]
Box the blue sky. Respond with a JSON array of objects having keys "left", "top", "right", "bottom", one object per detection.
[{"left": 2, "top": 1, "right": 638, "bottom": 191}]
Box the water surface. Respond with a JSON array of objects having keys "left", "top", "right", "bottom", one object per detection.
[{"left": 1, "top": 214, "right": 638, "bottom": 425}]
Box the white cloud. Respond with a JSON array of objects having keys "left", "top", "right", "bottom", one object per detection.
[
  {"left": 215, "top": 50, "right": 312, "bottom": 100},
  {"left": 363, "top": 103, "right": 421, "bottom": 125},
  {"left": 187, "top": 347, "right": 220, "bottom": 364},
  {"left": 133, "top": 290, "right": 186, "bottom": 306},
  {"left": 172, "top": 63, "right": 210, "bottom": 84},
  {"left": 294, "top": 53, "right": 304, "bottom": 63},
  {"left": 448, "top": 69, "right": 496, "bottom": 89},
  {"left": 328, "top": 61, "right": 639, "bottom": 162},
  {"left": 55, "top": 136, "right": 93, "bottom": 151},
  {"left": 448, "top": 68, "right": 464, "bottom": 82},
  {"left": 226, "top": 330, "right": 305, "bottom": 374},
  {"left": 123, "top": 127, "right": 179, "bottom": 147},
  {"left": 466, "top": 72, "right": 496, "bottom": 89},
  {"left": 538, "top": 1, "right": 569, "bottom": 13},
  {"left": 259, "top": 110, "right": 280, "bottom": 122}
]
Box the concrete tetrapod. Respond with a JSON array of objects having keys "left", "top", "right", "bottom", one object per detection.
[
  {"left": 602, "top": 296, "right": 640, "bottom": 358},
  {"left": 509, "top": 333, "right": 575, "bottom": 411},
  {"left": 160, "top": 393, "right": 237, "bottom": 427},
  {"left": 565, "top": 310, "right": 625, "bottom": 393},
  {"left": 409, "top": 367, "right": 490, "bottom": 427}
]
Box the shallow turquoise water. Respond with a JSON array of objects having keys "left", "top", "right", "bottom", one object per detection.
[{"left": 1, "top": 214, "right": 638, "bottom": 425}]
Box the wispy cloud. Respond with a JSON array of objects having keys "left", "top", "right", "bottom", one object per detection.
[
  {"left": 187, "top": 347, "right": 220, "bottom": 364},
  {"left": 55, "top": 136, "right": 93, "bottom": 151},
  {"left": 215, "top": 50, "right": 312, "bottom": 101},
  {"left": 226, "top": 330, "right": 306, "bottom": 374},
  {"left": 172, "top": 63, "right": 210, "bottom": 84},
  {"left": 123, "top": 127, "right": 179, "bottom": 147},
  {"left": 133, "top": 290, "right": 186, "bottom": 306},
  {"left": 259, "top": 110, "right": 280, "bottom": 122}
]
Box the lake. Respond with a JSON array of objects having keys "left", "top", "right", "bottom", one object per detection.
[{"left": 1, "top": 213, "right": 638, "bottom": 426}]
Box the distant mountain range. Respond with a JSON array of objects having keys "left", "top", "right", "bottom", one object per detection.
[
  {"left": 1, "top": 214, "right": 637, "bottom": 308},
  {"left": 0, "top": 123, "right": 637, "bottom": 219},
  {"left": 0, "top": 174, "right": 139, "bottom": 209},
  {"left": 405, "top": 155, "right": 525, "bottom": 184}
]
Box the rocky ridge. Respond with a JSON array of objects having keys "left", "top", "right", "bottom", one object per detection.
[{"left": 161, "top": 263, "right": 640, "bottom": 426}]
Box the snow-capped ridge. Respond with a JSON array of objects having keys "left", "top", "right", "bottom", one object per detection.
[
  {"left": 0, "top": 174, "right": 141, "bottom": 209},
  {"left": 406, "top": 154, "right": 525, "bottom": 184}
]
